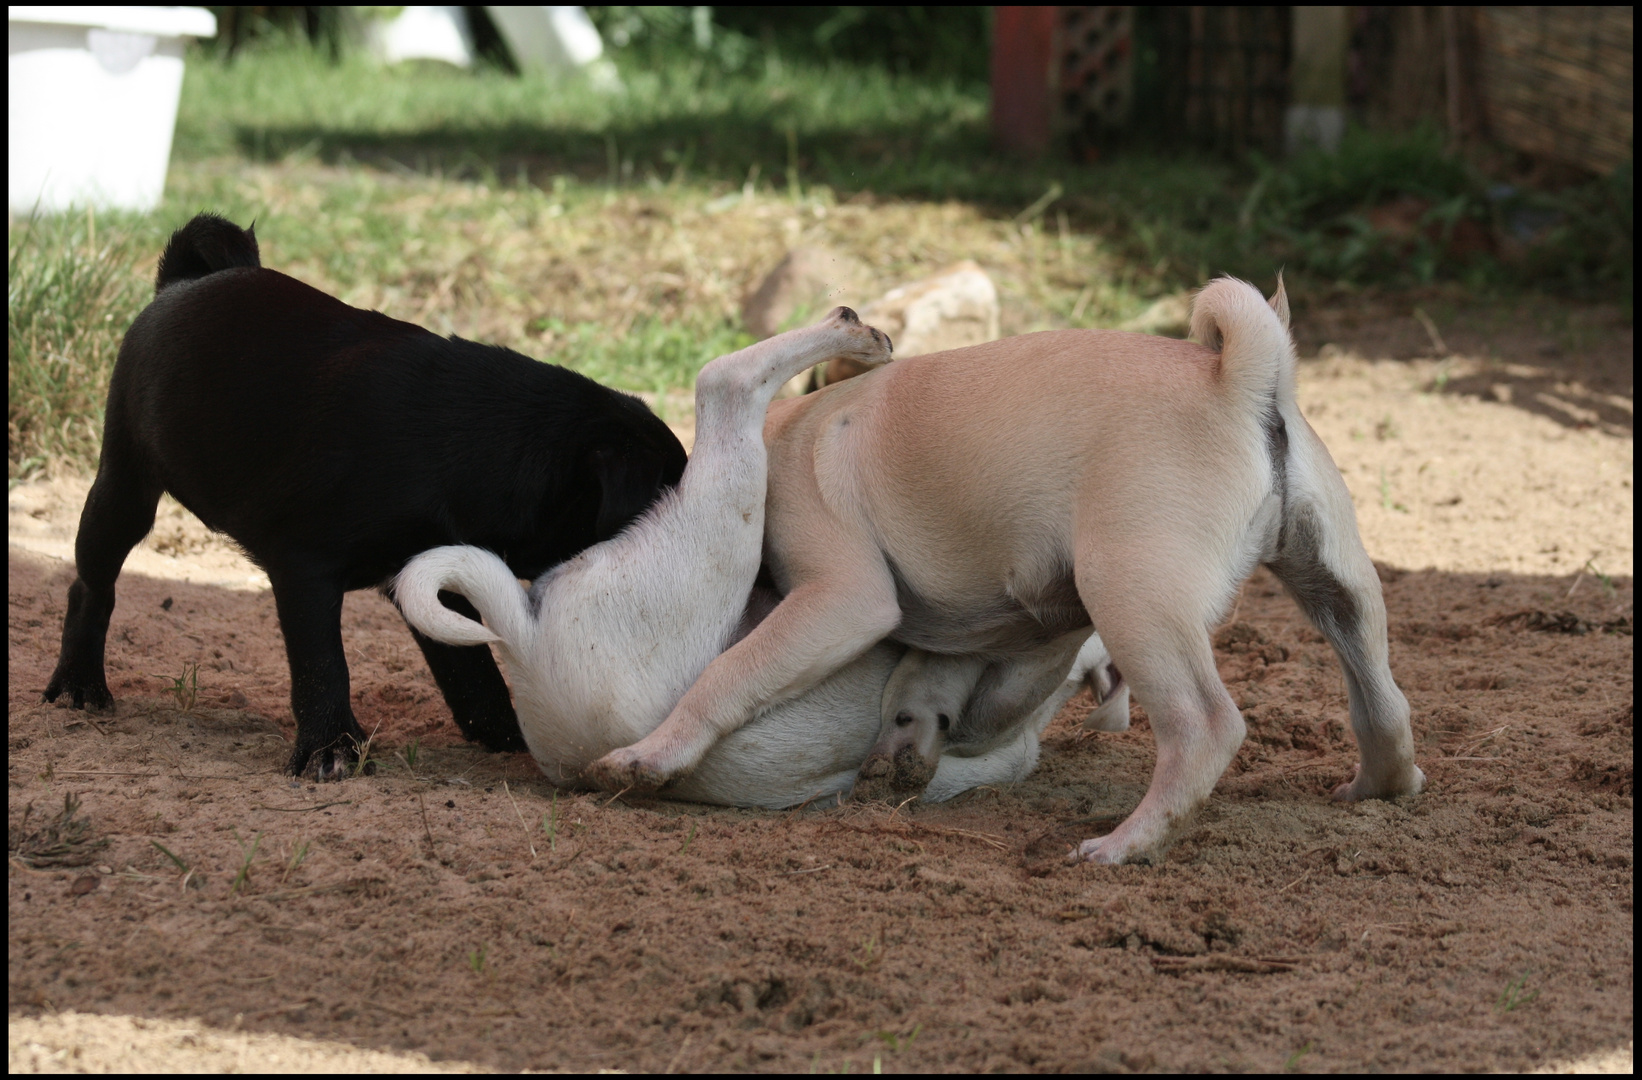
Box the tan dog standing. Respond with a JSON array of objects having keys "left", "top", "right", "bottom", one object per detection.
[{"left": 587, "top": 278, "right": 1424, "bottom": 864}]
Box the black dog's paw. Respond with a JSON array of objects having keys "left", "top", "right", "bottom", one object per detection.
[
  {"left": 451, "top": 704, "right": 529, "bottom": 754},
  {"left": 479, "top": 729, "right": 529, "bottom": 754},
  {"left": 287, "top": 738, "right": 374, "bottom": 782},
  {"left": 470, "top": 719, "right": 529, "bottom": 754},
  {"left": 43, "top": 665, "right": 115, "bottom": 712}
]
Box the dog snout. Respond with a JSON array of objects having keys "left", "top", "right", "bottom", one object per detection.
[
  {"left": 871, "top": 327, "right": 893, "bottom": 354},
  {"left": 894, "top": 710, "right": 915, "bottom": 728},
  {"left": 853, "top": 743, "right": 936, "bottom": 803},
  {"left": 891, "top": 743, "right": 937, "bottom": 790}
]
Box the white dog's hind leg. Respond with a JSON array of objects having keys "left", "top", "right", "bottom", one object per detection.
[
  {"left": 943, "top": 628, "right": 1091, "bottom": 754},
  {"left": 921, "top": 656, "right": 1075, "bottom": 803},
  {"left": 582, "top": 308, "right": 895, "bottom": 792},
  {"left": 922, "top": 632, "right": 1123, "bottom": 803},
  {"left": 1074, "top": 632, "right": 1131, "bottom": 733},
  {"left": 923, "top": 728, "right": 1041, "bottom": 802}
]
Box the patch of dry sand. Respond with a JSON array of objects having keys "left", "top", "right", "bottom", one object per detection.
[{"left": 7, "top": 1011, "right": 484, "bottom": 1073}]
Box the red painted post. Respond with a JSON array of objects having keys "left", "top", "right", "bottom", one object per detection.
[{"left": 991, "top": 7, "right": 1059, "bottom": 156}]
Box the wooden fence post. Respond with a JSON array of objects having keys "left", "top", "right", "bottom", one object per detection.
[{"left": 992, "top": 7, "right": 1059, "bottom": 156}]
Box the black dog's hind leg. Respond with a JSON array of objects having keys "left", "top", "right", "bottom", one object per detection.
[
  {"left": 44, "top": 446, "right": 163, "bottom": 711},
  {"left": 402, "top": 590, "right": 527, "bottom": 752},
  {"left": 271, "top": 567, "right": 367, "bottom": 779}
]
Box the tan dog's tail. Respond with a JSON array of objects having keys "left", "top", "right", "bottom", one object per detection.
[
  {"left": 1189, "top": 275, "right": 1297, "bottom": 416},
  {"left": 393, "top": 545, "right": 530, "bottom": 649}
]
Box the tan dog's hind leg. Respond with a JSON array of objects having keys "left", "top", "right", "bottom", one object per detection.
[{"left": 1071, "top": 595, "right": 1246, "bottom": 865}]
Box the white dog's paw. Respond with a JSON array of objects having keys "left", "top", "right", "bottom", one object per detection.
[
  {"left": 1082, "top": 667, "right": 1130, "bottom": 733},
  {"left": 822, "top": 306, "right": 894, "bottom": 366},
  {"left": 1331, "top": 761, "right": 1426, "bottom": 802}
]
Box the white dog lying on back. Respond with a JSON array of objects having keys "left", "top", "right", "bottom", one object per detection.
[{"left": 395, "top": 309, "right": 1125, "bottom": 808}]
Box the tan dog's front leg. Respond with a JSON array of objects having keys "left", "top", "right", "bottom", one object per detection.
[{"left": 585, "top": 571, "right": 901, "bottom": 791}]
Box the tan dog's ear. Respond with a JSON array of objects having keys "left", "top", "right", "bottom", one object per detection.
[{"left": 1268, "top": 271, "right": 1291, "bottom": 331}]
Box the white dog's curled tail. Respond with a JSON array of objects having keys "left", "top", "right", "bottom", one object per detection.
[
  {"left": 393, "top": 546, "right": 531, "bottom": 649},
  {"left": 1189, "top": 274, "right": 1299, "bottom": 416}
]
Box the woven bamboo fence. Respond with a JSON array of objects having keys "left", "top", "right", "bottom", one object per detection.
[{"left": 1477, "top": 7, "right": 1633, "bottom": 175}]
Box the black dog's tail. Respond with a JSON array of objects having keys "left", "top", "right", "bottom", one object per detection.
[{"left": 154, "top": 212, "right": 261, "bottom": 293}]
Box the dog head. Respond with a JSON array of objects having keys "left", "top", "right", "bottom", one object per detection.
[
  {"left": 590, "top": 395, "right": 689, "bottom": 541},
  {"left": 854, "top": 649, "right": 987, "bottom": 801}
]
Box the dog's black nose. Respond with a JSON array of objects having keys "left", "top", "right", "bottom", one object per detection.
[
  {"left": 937, "top": 713, "right": 951, "bottom": 731},
  {"left": 895, "top": 711, "right": 915, "bottom": 728}
]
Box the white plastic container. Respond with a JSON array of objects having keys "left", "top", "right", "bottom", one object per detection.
[
  {"left": 366, "top": 6, "right": 474, "bottom": 68},
  {"left": 8, "top": 6, "right": 216, "bottom": 214},
  {"left": 484, "top": 6, "right": 604, "bottom": 72},
  {"left": 484, "top": 6, "right": 618, "bottom": 90}
]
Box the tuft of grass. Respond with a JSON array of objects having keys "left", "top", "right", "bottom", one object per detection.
[
  {"left": 9, "top": 794, "right": 111, "bottom": 868},
  {"left": 678, "top": 819, "right": 697, "bottom": 856},
  {"left": 1284, "top": 1041, "right": 1314, "bottom": 1071},
  {"left": 348, "top": 722, "right": 382, "bottom": 778},
  {"left": 467, "top": 943, "right": 488, "bottom": 974},
  {"left": 1431, "top": 358, "right": 1454, "bottom": 394},
  {"left": 851, "top": 933, "right": 883, "bottom": 971},
  {"left": 1378, "top": 465, "right": 1408, "bottom": 513},
  {"left": 1580, "top": 558, "right": 1618, "bottom": 599},
  {"left": 395, "top": 736, "right": 423, "bottom": 775},
  {"left": 150, "top": 662, "right": 199, "bottom": 713},
  {"left": 867, "top": 1025, "right": 921, "bottom": 1053},
  {"left": 1496, "top": 970, "right": 1540, "bottom": 1012},
  {"left": 150, "top": 839, "right": 205, "bottom": 890},
  {"left": 7, "top": 209, "right": 156, "bottom": 482},
  {"left": 150, "top": 839, "right": 189, "bottom": 873},
  {"left": 541, "top": 791, "right": 559, "bottom": 852},
  {"left": 534, "top": 314, "right": 755, "bottom": 398},
  {"left": 282, "top": 837, "right": 311, "bottom": 884},
  {"left": 229, "top": 828, "right": 264, "bottom": 895}
]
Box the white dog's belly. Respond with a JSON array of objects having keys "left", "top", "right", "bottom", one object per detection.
[{"left": 666, "top": 644, "right": 902, "bottom": 808}]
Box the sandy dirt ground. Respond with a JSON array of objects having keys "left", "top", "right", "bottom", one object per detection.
[{"left": 8, "top": 296, "right": 1633, "bottom": 1072}]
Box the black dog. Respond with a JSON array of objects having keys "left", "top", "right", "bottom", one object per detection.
[{"left": 44, "top": 213, "right": 687, "bottom": 778}]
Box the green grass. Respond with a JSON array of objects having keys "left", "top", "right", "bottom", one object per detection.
[
  {"left": 1496, "top": 970, "right": 1540, "bottom": 1012},
  {"left": 172, "top": 30, "right": 992, "bottom": 197},
  {"left": 171, "top": 38, "right": 1631, "bottom": 297},
  {"left": 7, "top": 32, "right": 1630, "bottom": 480},
  {"left": 8, "top": 210, "right": 161, "bottom": 481}
]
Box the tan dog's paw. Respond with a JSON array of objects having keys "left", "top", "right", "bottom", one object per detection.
[
  {"left": 1330, "top": 761, "right": 1426, "bottom": 802},
  {"left": 1069, "top": 812, "right": 1173, "bottom": 866},
  {"left": 583, "top": 747, "right": 670, "bottom": 793},
  {"left": 1070, "top": 833, "right": 1159, "bottom": 867}
]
